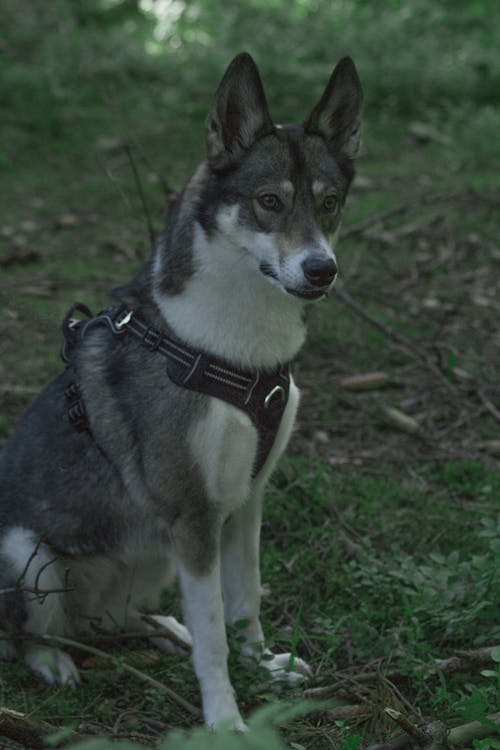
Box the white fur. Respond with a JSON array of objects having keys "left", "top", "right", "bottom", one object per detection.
[
  {"left": 178, "top": 561, "right": 246, "bottom": 730},
  {"left": 154, "top": 213, "right": 306, "bottom": 370},
  {"left": 189, "top": 398, "right": 257, "bottom": 511},
  {"left": 24, "top": 645, "right": 80, "bottom": 686},
  {"left": 1, "top": 527, "right": 68, "bottom": 636},
  {"left": 220, "top": 380, "right": 310, "bottom": 684}
]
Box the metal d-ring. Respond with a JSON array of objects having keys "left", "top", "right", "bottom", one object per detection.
[
  {"left": 264, "top": 384, "right": 286, "bottom": 409},
  {"left": 114, "top": 309, "right": 133, "bottom": 331}
]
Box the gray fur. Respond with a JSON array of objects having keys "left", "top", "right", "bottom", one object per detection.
[{"left": 0, "top": 52, "right": 362, "bottom": 723}]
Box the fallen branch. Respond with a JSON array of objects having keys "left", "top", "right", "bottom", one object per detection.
[
  {"left": 340, "top": 191, "right": 465, "bottom": 240},
  {"left": 385, "top": 709, "right": 431, "bottom": 746},
  {"left": 141, "top": 614, "right": 192, "bottom": 651},
  {"left": 428, "top": 645, "right": 500, "bottom": 676},
  {"left": 477, "top": 388, "right": 500, "bottom": 424},
  {"left": 38, "top": 634, "right": 200, "bottom": 717},
  {"left": 371, "top": 711, "right": 500, "bottom": 750},
  {"left": 333, "top": 286, "right": 457, "bottom": 395},
  {"left": 448, "top": 711, "right": 500, "bottom": 747},
  {"left": 304, "top": 645, "right": 500, "bottom": 698}
]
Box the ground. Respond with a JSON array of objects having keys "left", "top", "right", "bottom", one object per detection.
[{"left": 1, "top": 4, "right": 500, "bottom": 748}]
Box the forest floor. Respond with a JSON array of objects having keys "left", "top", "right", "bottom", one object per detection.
[{"left": 1, "top": 31, "right": 500, "bottom": 750}]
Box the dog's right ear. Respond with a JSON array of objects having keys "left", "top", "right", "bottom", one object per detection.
[{"left": 206, "top": 53, "right": 274, "bottom": 171}]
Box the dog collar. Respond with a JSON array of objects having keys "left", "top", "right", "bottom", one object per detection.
[{"left": 61, "top": 304, "right": 291, "bottom": 477}]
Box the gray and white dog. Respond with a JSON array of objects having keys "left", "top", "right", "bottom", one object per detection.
[{"left": 0, "top": 53, "right": 362, "bottom": 729}]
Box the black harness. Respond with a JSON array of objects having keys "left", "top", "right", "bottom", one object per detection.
[{"left": 61, "top": 304, "right": 291, "bottom": 477}]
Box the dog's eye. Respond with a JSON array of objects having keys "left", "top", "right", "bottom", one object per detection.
[
  {"left": 258, "top": 194, "right": 283, "bottom": 212},
  {"left": 322, "top": 195, "right": 339, "bottom": 213}
]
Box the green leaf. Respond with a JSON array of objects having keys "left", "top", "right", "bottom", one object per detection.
[{"left": 491, "top": 647, "right": 500, "bottom": 664}]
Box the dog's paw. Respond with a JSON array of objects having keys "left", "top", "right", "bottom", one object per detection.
[
  {"left": 24, "top": 645, "right": 81, "bottom": 687},
  {"left": 202, "top": 689, "right": 247, "bottom": 733},
  {"left": 261, "top": 652, "right": 312, "bottom": 684},
  {"left": 146, "top": 614, "right": 192, "bottom": 655}
]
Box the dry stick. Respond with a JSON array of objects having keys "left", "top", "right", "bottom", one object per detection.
[
  {"left": 124, "top": 143, "right": 157, "bottom": 252},
  {"left": 38, "top": 634, "right": 200, "bottom": 717},
  {"left": 304, "top": 645, "right": 500, "bottom": 699},
  {"left": 333, "top": 286, "right": 458, "bottom": 395},
  {"left": 141, "top": 614, "right": 192, "bottom": 651},
  {"left": 369, "top": 712, "right": 500, "bottom": 750},
  {"left": 447, "top": 711, "right": 500, "bottom": 747},
  {"left": 0, "top": 586, "right": 73, "bottom": 598},
  {"left": 385, "top": 709, "right": 431, "bottom": 746},
  {"left": 340, "top": 190, "right": 467, "bottom": 240},
  {"left": 477, "top": 388, "right": 500, "bottom": 424},
  {"left": 128, "top": 133, "right": 173, "bottom": 202},
  {"left": 427, "top": 645, "right": 500, "bottom": 676}
]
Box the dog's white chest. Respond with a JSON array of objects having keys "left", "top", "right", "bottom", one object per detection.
[
  {"left": 189, "top": 379, "right": 300, "bottom": 511},
  {"left": 189, "top": 398, "right": 258, "bottom": 510}
]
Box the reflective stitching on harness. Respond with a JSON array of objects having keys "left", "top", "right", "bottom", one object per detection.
[
  {"left": 205, "top": 371, "right": 248, "bottom": 390},
  {"left": 208, "top": 364, "right": 252, "bottom": 383}
]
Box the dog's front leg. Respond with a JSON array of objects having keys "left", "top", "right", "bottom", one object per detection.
[
  {"left": 175, "top": 529, "right": 245, "bottom": 731},
  {"left": 221, "top": 495, "right": 311, "bottom": 684}
]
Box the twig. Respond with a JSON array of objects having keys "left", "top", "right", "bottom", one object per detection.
[
  {"left": 333, "top": 286, "right": 458, "bottom": 395},
  {"left": 427, "top": 645, "right": 500, "bottom": 676},
  {"left": 385, "top": 708, "right": 431, "bottom": 746},
  {"left": 0, "top": 586, "right": 73, "bottom": 598},
  {"left": 304, "top": 645, "right": 500, "bottom": 698},
  {"left": 124, "top": 143, "right": 157, "bottom": 252},
  {"left": 340, "top": 190, "right": 466, "bottom": 240},
  {"left": 477, "top": 388, "right": 500, "bottom": 423},
  {"left": 368, "top": 712, "right": 500, "bottom": 750},
  {"left": 16, "top": 538, "right": 43, "bottom": 587},
  {"left": 447, "top": 711, "right": 500, "bottom": 747},
  {"left": 37, "top": 634, "right": 200, "bottom": 717},
  {"left": 128, "top": 133, "right": 173, "bottom": 200},
  {"left": 141, "top": 614, "right": 192, "bottom": 651}
]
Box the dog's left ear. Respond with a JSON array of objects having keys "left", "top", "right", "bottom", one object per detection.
[
  {"left": 206, "top": 52, "right": 274, "bottom": 170},
  {"left": 305, "top": 57, "right": 363, "bottom": 161}
]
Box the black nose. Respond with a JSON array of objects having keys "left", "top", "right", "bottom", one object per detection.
[{"left": 301, "top": 256, "right": 337, "bottom": 287}]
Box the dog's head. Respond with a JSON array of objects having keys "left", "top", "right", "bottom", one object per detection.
[{"left": 200, "top": 52, "right": 363, "bottom": 301}]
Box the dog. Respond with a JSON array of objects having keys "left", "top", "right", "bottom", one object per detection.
[{"left": 0, "top": 52, "right": 362, "bottom": 729}]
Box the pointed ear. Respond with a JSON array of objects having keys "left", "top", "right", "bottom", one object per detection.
[
  {"left": 206, "top": 52, "right": 274, "bottom": 170},
  {"left": 305, "top": 57, "right": 363, "bottom": 161}
]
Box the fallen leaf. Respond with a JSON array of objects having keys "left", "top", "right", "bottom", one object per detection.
[
  {"left": 340, "top": 372, "right": 389, "bottom": 391},
  {"left": 56, "top": 213, "right": 79, "bottom": 229},
  {"left": 382, "top": 406, "right": 421, "bottom": 434},
  {"left": 479, "top": 441, "right": 500, "bottom": 458},
  {"left": 313, "top": 430, "right": 329, "bottom": 444}
]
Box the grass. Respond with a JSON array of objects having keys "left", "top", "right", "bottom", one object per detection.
[{"left": 1, "top": 1, "right": 500, "bottom": 748}]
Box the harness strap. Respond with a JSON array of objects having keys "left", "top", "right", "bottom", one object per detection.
[{"left": 61, "top": 305, "right": 291, "bottom": 477}]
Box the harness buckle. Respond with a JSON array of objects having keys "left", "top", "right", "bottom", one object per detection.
[
  {"left": 114, "top": 309, "right": 133, "bottom": 331},
  {"left": 264, "top": 384, "right": 286, "bottom": 409}
]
